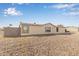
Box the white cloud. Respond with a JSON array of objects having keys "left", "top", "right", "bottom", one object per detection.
[
  {"left": 69, "top": 12, "right": 79, "bottom": 15},
  {"left": 3, "top": 7, "right": 23, "bottom": 16},
  {"left": 63, "top": 11, "right": 79, "bottom": 16},
  {"left": 46, "top": 4, "right": 79, "bottom": 16},
  {"left": 70, "top": 8, "right": 79, "bottom": 12},
  {"left": 17, "top": 3, "right": 30, "bottom": 5},
  {"left": 11, "top": 3, "right": 24, "bottom": 6},
  {"left": 49, "top": 4, "right": 77, "bottom": 9},
  {"left": 11, "top": 3, "right": 30, "bottom": 7},
  {"left": 62, "top": 7, "right": 79, "bottom": 16},
  {"left": 17, "top": 3, "right": 24, "bottom": 5}
]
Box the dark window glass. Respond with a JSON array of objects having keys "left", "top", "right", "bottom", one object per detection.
[{"left": 45, "top": 27, "right": 51, "bottom": 32}]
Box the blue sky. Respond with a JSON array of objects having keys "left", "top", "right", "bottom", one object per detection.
[{"left": 0, "top": 3, "right": 79, "bottom": 27}]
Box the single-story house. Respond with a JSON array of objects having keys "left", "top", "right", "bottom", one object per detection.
[
  {"left": 20, "top": 22, "right": 56, "bottom": 35},
  {"left": 3, "top": 22, "right": 67, "bottom": 37},
  {"left": 20, "top": 22, "right": 66, "bottom": 36}
]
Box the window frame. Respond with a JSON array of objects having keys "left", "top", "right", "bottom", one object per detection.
[{"left": 45, "top": 27, "right": 51, "bottom": 32}]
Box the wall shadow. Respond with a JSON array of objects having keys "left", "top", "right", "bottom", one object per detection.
[
  {"left": 21, "top": 32, "right": 74, "bottom": 37},
  {"left": 3, "top": 32, "right": 75, "bottom": 38}
]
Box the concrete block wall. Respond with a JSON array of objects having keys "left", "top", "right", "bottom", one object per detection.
[{"left": 4, "top": 27, "right": 21, "bottom": 37}]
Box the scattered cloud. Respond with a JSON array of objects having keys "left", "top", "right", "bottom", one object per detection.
[
  {"left": 11, "top": 3, "right": 24, "bottom": 6},
  {"left": 43, "top": 3, "right": 79, "bottom": 16},
  {"left": 11, "top": 3, "right": 30, "bottom": 6},
  {"left": 49, "top": 4, "right": 77, "bottom": 9},
  {"left": 69, "top": 8, "right": 79, "bottom": 11},
  {"left": 3, "top": 7, "right": 23, "bottom": 16},
  {"left": 63, "top": 11, "right": 79, "bottom": 16},
  {"left": 62, "top": 5, "right": 79, "bottom": 16},
  {"left": 69, "top": 12, "right": 79, "bottom": 15},
  {"left": 17, "top": 3, "right": 24, "bottom": 5}
]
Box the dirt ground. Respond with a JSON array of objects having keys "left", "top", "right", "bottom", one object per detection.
[{"left": 0, "top": 32, "right": 79, "bottom": 56}]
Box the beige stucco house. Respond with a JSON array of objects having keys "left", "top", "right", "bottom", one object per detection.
[
  {"left": 20, "top": 22, "right": 66, "bottom": 36},
  {"left": 3, "top": 22, "right": 67, "bottom": 37}
]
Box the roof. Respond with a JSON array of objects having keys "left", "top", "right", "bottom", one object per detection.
[
  {"left": 57, "top": 25, "right": 65, "bottom": 28},
  {"left": 19, "top": 22, "right": 68, "bottom": 28},
  {"left": 20, "top": 22, "right": 43, "bottom": 26},
  {"left": 44, "top": 23, "right": 56, "bottom": 27},
  {"left": 20, "top": 22, "right": 56, "bottom": 27}
]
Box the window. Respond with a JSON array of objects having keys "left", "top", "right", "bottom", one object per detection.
[
  {"left": 23, "top": 26, "right": 29, "bottom": 33},
  {"left": 45, "top": 27, "right": 51, "bottom": 32},
  {"left": 23, "top": 27, "right": 27, "bottom": 31}
]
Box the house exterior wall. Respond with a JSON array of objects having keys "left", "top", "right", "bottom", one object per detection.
[
  {"left": 44, "top": 24, "right": 56, "bottom": 33},
  {"left": 29, "top": 25, "right": 44, "bottom": 34},
  {"left": 20, "top": 23, "right": 57, "bottom": 35},
  {"left": 58, "top": 27, "right": 66, "bottom": 33},
  {"left": 44, "top": 26, "right": 56, "bottom": 33},
  {"left": 20, "top": 23, "right": 67, "bottom": 36},
  {"left": 29, "top": 25, "right": 55, "bottom": 34},
  {"left": 0, "top": 29, "right": 4, "bottom": 37},
  {"left": 3, "top": 23, "right": 67, "bottom": 37},
  {"left": 51, "top": 26, "right": 57, "bottom": 33},
  {"left": 4, "top": 27, "right": 21, "bottom": 37},
  {"left": 20, "top": 24, "right": 29, "bottom": 34}
]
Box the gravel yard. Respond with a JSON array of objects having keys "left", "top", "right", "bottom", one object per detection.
[{"left": 0, "top": 32, "right": 79, "bottom": 56}]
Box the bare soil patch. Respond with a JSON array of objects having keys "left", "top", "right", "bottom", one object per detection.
[{"left": 0, "top": 32, "right": 79, "bottom": 56}]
